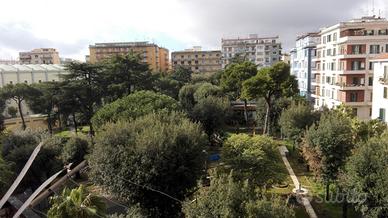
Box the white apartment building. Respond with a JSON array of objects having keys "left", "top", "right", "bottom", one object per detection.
[
  {"left": 221, "top": 35, "right": 282, "bottom": 69},
  {"left": 371, "top": 54, "right": 388, "bottom": 122},
  {"left": 312, "top": 16, "right": 388, "bottom": 120},
  {"left": 0, "top": 64, "right": 67, "bottom": 116},
  {"left": 290, "top": 33, "right": 320, "bottom": 101}
]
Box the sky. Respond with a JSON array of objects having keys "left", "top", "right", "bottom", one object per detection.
[{"left": 0, "top": 0, "right": 387, "bottom": 61}]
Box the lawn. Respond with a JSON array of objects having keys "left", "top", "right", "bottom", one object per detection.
[{"left": 282, "top": 140, "right": 362, "bottom": 218}]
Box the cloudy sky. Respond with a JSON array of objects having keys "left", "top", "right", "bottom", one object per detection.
[{"left": 0, "top": 0, "right": 387, "bottom": 61}]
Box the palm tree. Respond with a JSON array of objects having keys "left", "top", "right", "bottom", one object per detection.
[{"left": 47, "top": 185, "right": 106, "bottom": 218}]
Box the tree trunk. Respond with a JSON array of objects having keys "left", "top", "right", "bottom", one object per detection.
[
  {"left": 73, "top": 112, "right": 78, "bottom": 135},
  {"left": 17, "top": 100, "right": 26, "bottom": 130},
  {"left": 243, "top": 99, "right": 248, "bottom": 125},
  {"left": 47, "top": 112, "right": 52, "bottom": 135},
  {"left": 89, "top": 122, "right": 94, "bottom": 136},
  {"left": 263, "top": 99, "right": 271, "bottom": 135},
  {"left": 342, "top": 194, "right": 348, "bottom": 218},
  {"left": 325, "top": 182, "right": 330, "bottom": 201}
]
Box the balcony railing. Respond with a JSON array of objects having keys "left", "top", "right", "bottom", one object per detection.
[{"left": 378, "top": 77, "right": 388, "bottom": 85}]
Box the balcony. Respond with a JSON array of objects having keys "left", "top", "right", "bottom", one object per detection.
[
  {"left": 378, "top": 77, "right": 388, "bottom": 85},
  {"left": 336, "top": 83, "right": 366, "bottom": 90}
]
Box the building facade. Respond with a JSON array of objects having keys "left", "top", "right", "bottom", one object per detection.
[
  {"left": 221, "top": 35, "right": 282, "bottom": 69},
  {"left": 19, "top": 48, "right": 60, "bottom": 64},
  {"left": 312, "top": 16, "right": 388, "bottom": 120},
  {"left": 371, "top": 54, "right": 388, "bottom": 122},
  {"left": 290, "top": 33, "right": 320, "bottom": 101},
  {"left": 88, "top": 42, "right": 169, "bottom": 72},
  {"left": 171, "top": 47, "right": 222, "bottom": 73}
]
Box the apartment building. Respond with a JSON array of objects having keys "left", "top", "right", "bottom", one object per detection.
[
  {"left": 19, "top": 48, "right": 60, "bottom": 64},
  {"left": 171, "top": 47, "right": 222, "bottom": 73},
  {"left": 371, "top": 54, "right": 388, "bottom": 123},
  {"left": 290, "top": 32, "right": 320, "bottom": 101},
  {"left": 221, "top": 35, "right": 282, "bottom": 69},
  {"left": 88, "top": 42, "right": 169, "bottom": 72},
  {"left": 312, "top": 16, "right": 388, "bottom": 120}
]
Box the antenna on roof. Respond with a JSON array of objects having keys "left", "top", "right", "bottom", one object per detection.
[{"left": 372, "top": 0, "right": 375, "bottom": 16}]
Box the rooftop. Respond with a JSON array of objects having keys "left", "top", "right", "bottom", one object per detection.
[
  {"left": 90, "top": 41, "right": 158, "bottom": 48},
  {"left": 0, "top": 64, "right": 65, "bottom": 72}
]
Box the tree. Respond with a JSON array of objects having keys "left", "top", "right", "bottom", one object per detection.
[
  {"left": 352, "top": 119, "right": 387, "bottom": 143},
  {"left": 92, "top": 90, "right": 181, "bottom": 129},
  {"left": 222, "top": 134, "right": 284, "bottom": 186},
  {"left": 341, "top": 135, "right": 388, "bottom": 218},
  {"left": 89, "top": 112, "right": 207, "bottom": 217},
  {"left": 191, "top": 96, "right": 230, "bottom": 144},
  {"left": 193, "top": 82, "right": 222, "bottom": 102},
  {"left": 1, "top": 130, "right": 63, "bottom": 190},
  {"left": 0, "top": 83, "right": 40, "bottom": 130},
  {"left": 108, "top": 204, "right": 148, "bottom": 218},
  {"left": 242, "top": 62, "right": 298, "bottom": 134},
  {"left": 171, "top": 66, "right": 192, "bottom": 84},
  {"left": 0, "top": 98, "right": 5, "bottom": 132},
  {"left": 183, "top": 173, "right": 294, "bottom": 218},
  {"left": 0, "top": 156, "right": 14, "bottom": 196},
  {"left": 279, "top": 101, "right": 320, "bottom": 141},
  {"left": 303, "top": 111, "right": 353, "bottom": 200},
  {"left": 220, "top": 61, "right": 257, "bottom": 99},
  {"left": 63, "top": 62, "right": 105, "bottom": 135},
  {"left": 48, "top": 185, "right": 106, "bottom": 218},
  {"left": 61, "top": 136, "right": 89, "bottom": 165},
  {"left": 178, "top": 83, "right": 201, "bottom": 113},
  {"left": 7, "top": 106, "right": 17, "bottom": 118},
  {"left": 154, "top": 76, "right": 182, "bottom": 99},
  {"left": 26, "top": 82, "right": 61, "bottom": 134},
  {"left": 102, "top": 52, "right": 154, "bottom": 101}
]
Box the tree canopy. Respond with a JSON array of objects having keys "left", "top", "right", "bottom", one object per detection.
[
  {"left": 89, "top": 112, "right": 207, "bottom": 217},
  {"left": 92, "top": 90, "right": 181, "bottom": 129}
]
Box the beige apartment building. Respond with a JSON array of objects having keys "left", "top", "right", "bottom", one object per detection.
[
  {"left": 89, "top": 42, "right": 169, "bottom": 72},
  {"left": 19, "top": 48, "right": 60, "bottom": 64},
  {"left": 312, "top": 16, "right": 388, "bottom": 120},
  {"left": 171, "top": 46, "right": 222, "bottom": 73}
]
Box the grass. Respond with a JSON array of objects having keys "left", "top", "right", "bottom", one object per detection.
[{"left": 282, "top": 140, "right": 362, "bottom": 218}]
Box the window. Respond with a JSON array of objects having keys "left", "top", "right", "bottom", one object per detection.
[
  {"left": 351, "top": 61, "right": 365, "bottom": 70},
  {"left": 369, "top": 77, "right": 373, "bottom": 86},
  {"left": 386, "top": 44, "right": 388, "bottom": 53},
  {"left": 370, "top": 45, "right": 380, "bottom": 54},
  {"left": 369, "top": 62, "right": 374, "bottom": 70},
  {"left": 333, "top": 48, "right": 336, "bottom": 56},
  {"left": 323, "top": 36, "right": 326, "bottom": 44},
  {"left": 352, "top": 108, "right": 358, "bottom": 116},
  {"left": 378, "top": 29, "right": 388, "bottom": 35},
  {"left": 379, "top": 108, "right": 386, "bottom": 121},
  {"left": 327, "top": 35, "right": 331, "bottom": 42},
  {"left": 352, "top": 45, "right": 362, "bottom": 54},
  {"left": 350, "top": 92, "right": 358, "bottom": 102},
  {"left": 333, "top": 33, "right": 337, "bottom": 41},
  {"left": 327, "top": 49, "right": 331, "bottom": 56},
  {"left": 365, "top": 30, "right": 374, "bottom": 35},
  {"left": 384, "top": 87, "right": 388, "bottom": 99}
]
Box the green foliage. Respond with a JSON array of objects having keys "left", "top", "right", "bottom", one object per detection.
[
  {"left": 89, "top": 112, "right": 207, "bottom": 217},
  {"left": 178, "top": 83, "right": 202, "bottom": 113},
  {"left": 342, "top": 135, "right": 388, "bottom": 218},
  {"left": 92, "top": 90, "right": 181, "bottom": 129},
  {"left": 154, "top": 76, "right": 182, "bottom": 99},
  {"left": 61, "top": 136, "right": 89, "bottom": 164},
  {"left": 108, "top": 204, "right": 148, "bottom": 218},
  {"left": 352, "top": 119, "right": 387, "bottom": 142},
  {"left": 102, "top": 53, "right": 154, "bottom": 101},
  {"left": 7, "top": 106, "right": 17, "bottom": 118},
  {"left": 220, "top": 61, "right": 257, "bottom": 99},
  {"left": 222, "top": 134, "right": 284, "bottom": 186},
  {"left": 171, "top": 66, "right": 192, "bottom": 84},
  {"left": 183, "top": 173, "right": 294, "bottom": 218},
  {"left": 48, "top": 185, "right": 106, "bottom": 218},
  {"left": 0, "top": 98, "right": 5, "bottom": 131},
  {"left": 279, "top": 101, "right": 320, "bottom": 141},
  {"left": 0, "top": 155, "right": 14, "bottom": 195},
  {"left": 0, "top": 83, "right": 41, "bottom": 129},
  {"left": 191, "top": 96, "right": 230, "bottom": 142},
  {"left": 1, "top": 130, "right": 63, "bottom": 189},
  {"left": 304, "top": 111, "right": 353, "bottom": 184},
  {"left": 193, "top": 83, "right": 222, "bottom": 102}
]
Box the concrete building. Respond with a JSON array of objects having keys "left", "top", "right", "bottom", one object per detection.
[
  {"left": 0, "top": 64, "right": 67, "bottom": 117},
  {"left": 171, "top": 47, "right": 222, "bottom": 73},
  {"left": 281, "top": 53, "right": 291, "bottom": 64},
  {"left": 19, "top": 48, "right": 60, "bottom": 64},
  {"left": 221, "top": 35, "right": 282, "bottom": 69},
  {"left": 371, "top": 53, "right": 388, "bottom": 122},
  {"left": 290, "top": 32, "right": 320, "bottom": 101},
  {"left": 312, "top": 16, "right": 388, "bottom": 120},
  {"left": 88, "top": 42, "right": 169, "bottom": 72}
]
